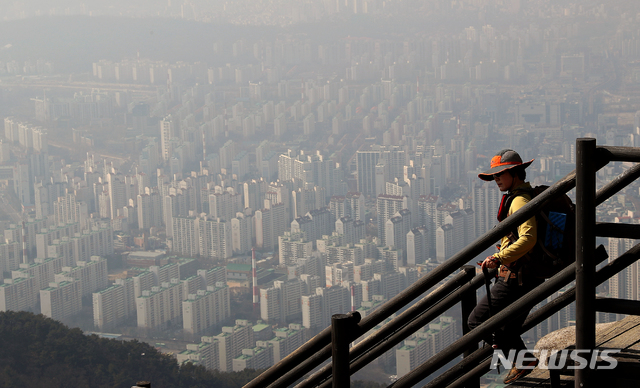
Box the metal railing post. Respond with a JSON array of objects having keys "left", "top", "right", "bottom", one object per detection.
[
  {"left": 459, "top": 265, "right": 479, "bottom": 388},
  {"left": 332, "top": 313, "right": 355, "bottom": 388},
  {"left": 576, "top": 138, "right": 596, "bottom": 387}
]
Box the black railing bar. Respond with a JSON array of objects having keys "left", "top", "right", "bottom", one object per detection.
[
  {"left": 248, "top": 170, "right": 580, "bottom": 388},
  {"left": 283, "top": 271, "right": 475, "bottom": 388},
  {"left": 388, "top": 245, "right": 607, "bottom": 388},
  {"left": 244, "top": 323, "right": 332, "bottom": 388},
  {"left": 597, "top": 145, "right": 640, "bottom": 163},
  {"left": 591, "top": 242, "right": 640, "bottom": 294},
  {"left": 441, "top": 356, "right": 493, "bottom": 388},
  {"left": 423, "top": 288, "right": 580, "bottom": 388},
  {"left": 594, "top": 223, "right": 640, "bottom": 239},
  {"left": 576, "top": 138, "right": 597, "bottom": 388},
  {"left": 309, "top": 267, "right": 485, "bottom": 388},
  {"left": 245, "top": 325, "right": 332, "bottom": 388},
  {"left": 295, "top": 267, "right": 480, "bottom": 388},
  {"left": 427, "top": 284, "right": 583, "bottom": 388},
  {"left": 332, "top": 313, "right": 358, "bottom": 387},
  {"left": 425, "top": 282, "right": 579, "bottom": 387},
  {"left": 594, "top": 161, "right": 640, "bottom": 206},
  {"left": 594, "top": 298, "right": 640, "bottom": 315},
  {"left": 431, "top": 281, "right": 581, "bottom": 388},
  {"left": 459, "top": 267, "right": 480, "bottom": 388}
]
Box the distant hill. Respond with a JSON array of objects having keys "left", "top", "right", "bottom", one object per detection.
[
  {"left": 0, "top": 16, "right": 274, "bottom": 72},
  {"left": 0, "top": 311, "right": 386, "bottom": 388},
  {"left": 0, "top": 311, "right": 261, "bottom": 388},
  {"left": 0, "top": 14, "right": 474, "bottom": 74}
]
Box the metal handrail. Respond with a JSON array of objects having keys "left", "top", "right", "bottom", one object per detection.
[
  {"left": 274, "top": 267, "right": 480, "bottom": 388},
  {"left": 388, "top": 244, "right": 607, "bottom": 388},
  {"left": 245, "top": 142, "right": 640, "bottom": 388},
  {"left": 431, "top": 241, "right": 640, "bottom": 388},
  {"left": 303, "top": 266, "right": 482, "bottom": 388},
  {"left": 247, "top": 168, "right": 579, "bottom": 388}
]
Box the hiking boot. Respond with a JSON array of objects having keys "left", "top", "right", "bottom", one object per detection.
[{"left": 503, "top": 359, "right": 538, "bottom": 384}]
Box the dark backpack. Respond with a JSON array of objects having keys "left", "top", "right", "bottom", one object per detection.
[{"left": 499, "top": 185, "right": 576, "bottom": 279}]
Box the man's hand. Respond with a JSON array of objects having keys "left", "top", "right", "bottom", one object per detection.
[{"left": 477, "top": 256, "right": 500, "bottom": 270}]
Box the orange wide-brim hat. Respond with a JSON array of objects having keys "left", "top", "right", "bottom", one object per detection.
[{"left": 478, "top": 149, "right": 534, "bottom": 181}]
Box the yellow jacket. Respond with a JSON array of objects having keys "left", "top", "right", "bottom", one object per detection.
[{"left": 494, "top": 182, "right": 537, "bottom": 266}]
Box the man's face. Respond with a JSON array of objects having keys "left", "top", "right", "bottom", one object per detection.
[{"left": 493, "top": 170, "right": 513, "bottom": 192}]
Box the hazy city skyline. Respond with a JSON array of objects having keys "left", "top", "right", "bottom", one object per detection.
[{"left": 1, "top": 0, "right": 639, "bottom": 385}]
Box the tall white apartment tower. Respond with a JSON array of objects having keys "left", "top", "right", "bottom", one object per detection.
[
  {"left": 472, "top": 181, "right": 500, "bottom": 238},
  {"left": 608, "top": 237, "right": 638, "bottom": 301},
  {"left": 406, "top": 226, "right": 428, "bottom": 265},
  {"left": 301, "top": 293, "right": 323, "bottom": 329},
  {"left": 136, "top": 280, "right": 183, "bottom": 330},
  {"left": 92, "top": 277, "right": 135, "bottom": 331},
  {"left": 377, "top": 195, "right": 408, "bottom": 246},
  {"left": 53, "top": 193, "right": 89, "bottom": 229},
  {"left": 137, "top": 192, "right": 162, "bottom": 229},
  {"left": 182, "top": 283, "right": 231, "bottom": 335},
  {"left": 0, "top": 274, "right": 37, "bottom": 312},
  {"left": 160, "top": 116, "right": 175, "bottom": 161},
  {"left": 346, "top": 192, "right": 365, "bottom": 221},
  {"left": 215, "top": 320, "right": 255, "bottom": 372},
  {"left": 231, "top": 211, "right": 253, "bottom": 255},
  {"left": 40, "top": 278, "right": 82, "bottom": 321},
  {"left": 356, "top": 150, "right": 381, "bottom": 197}
]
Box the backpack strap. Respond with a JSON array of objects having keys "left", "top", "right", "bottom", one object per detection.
[
  {"left": 500, "top": 187, "right": 533, "bottom": 238},
  {"left": 497, "top": 188, "right": 534, "bottom": 286}
]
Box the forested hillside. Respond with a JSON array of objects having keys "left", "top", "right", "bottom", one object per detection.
[
  {"left": 0, "top": 311, "right": 385, "bottom": 388},
  {"left": 0, "top": 311, "right": 260, "bottom": 388}
]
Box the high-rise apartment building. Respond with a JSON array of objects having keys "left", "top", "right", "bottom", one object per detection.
[
  {"left": 0, "top": 274, "right": 37, "bottom": 312},
  {"left": 301, "top": 293, "right": 323, "bottom": 329},
  {"left": 0, "top": 241, "right": 22, "bottom": 274},
  {"left": 255, "top": 202, "right": 287, "bottom": 250},
  {"left": 133, "top": 270, "right": 155, "bottom": 297},
  {"left": 53, "top": 193, "right": 89, "bottom": 229},
  {"left": 18, "top": 256, "right": 63, "bottom": 292},
  {"left": 385, "top": 209, "right": 411, "bottom": 259},
  {"left": 177, "top": 337, "right": 219, "bottom": 371},
  {"left": 55, "top": 256, "right": 108, "bottom": 297},
  {"left": 150, "top": 263, "right": 180, "bottom": 285},
  {"left": 160, "top": 116, "right": 176, "bottom": 161},
  {"left": 472, "top": 181, "right": 500, "bottom": 238},
  {"left": 231, "top": 211, "right": 253, "bottom": 255},
  {"left": 172, "top": 215, "right": 232, "bottom": 259},
  {"left": 396, "top": 317, "right": 457, "bottom": 378},
  {"left": 278, "top": 232, "right": 313, "bottom": 266},
  {"left": 436, "top": 224, "right": 455, "bottom": 263},
  {"left": 183, "top": 283, "right": 231, "bottom": 335},
  {"left": 136, "top": 279, "right": 183, "bottom": 330},
  {"left": 137, "top": 192, "right": 163, "bottom": 229},
  {"left": 215, "top": 319, "right": 255, "bottom": 372},
  {"left": 92, "top": 277, "right": 135, "bottom": 331},
  {"left": 40, "top": 278, "right": 82, "bottom": 321},
  {"left": 268, "top": 323, "right": 305, "bottom": 363},
  {"left": 377, "top": 194, "right": 408, "bottom": 246},
  {"left": 232, "top": 342, "right": 274, "bottom": 372},
  {"left": 406, "top": 226, "right": 428, "bottom": 265},
  {"left": 356, "top": 150, "right": 381, "bottom": 197}
]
